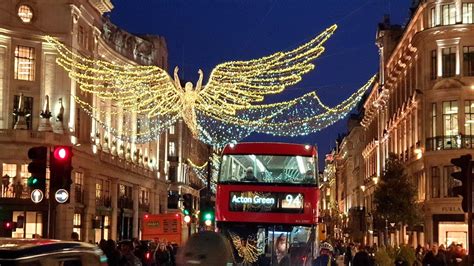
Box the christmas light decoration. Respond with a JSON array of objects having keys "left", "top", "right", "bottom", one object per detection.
[
  {"left": 46, "top": 24, "right": 373, "bottom": 147},
  {"left": 229, "top": 231, "right": 260, "bottom": 264}
]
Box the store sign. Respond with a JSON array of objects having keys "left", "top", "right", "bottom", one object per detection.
[{"left": 229, "top": 191, "right": 304, "bottom": 213}]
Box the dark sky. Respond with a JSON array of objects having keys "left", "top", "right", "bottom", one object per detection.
[{"left": 109, "top": 0, "right": 411, "bottom": 167}]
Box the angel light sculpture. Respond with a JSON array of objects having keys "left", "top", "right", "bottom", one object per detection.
[{"left": 46, "top": 24, "right": 374, "bottom": 146}]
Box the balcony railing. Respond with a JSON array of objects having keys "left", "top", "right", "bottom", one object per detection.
[
  {"left": 426, "top": 135, "right": 474, "bottom": 151},
  {"left": 96, "top": 196, "right": 111, "bottom": 208},
  {"left": 139, "top": 202, "right": 150, "bottom": 212},
  {"left": 0, "top": 186, "right": 33, "bottom": 200},
  {"left": 118, "top": 196, "right": 133, "bottom": 209}
]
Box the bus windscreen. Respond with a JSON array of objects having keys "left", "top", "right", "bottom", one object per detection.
[{"left": 219, "top": 154, "right": 317, "bottom": 185}]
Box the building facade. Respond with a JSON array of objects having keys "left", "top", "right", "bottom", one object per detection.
[
  {"left": 0, "top": 0, "right": 207, "bottom": 242},
  {"left": 358, "top": 0, "right": 474, "bottom": 247}
]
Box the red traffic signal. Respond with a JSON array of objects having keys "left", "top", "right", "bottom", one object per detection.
[
  {"left": 50, "top": 146, "right": 73, "bottom": 203},
  {"left": 3, "top": 220, "right": 16, "bottom": 231},
  {"left": 53, "top": 147, "right": 70, "bottom": 160}
]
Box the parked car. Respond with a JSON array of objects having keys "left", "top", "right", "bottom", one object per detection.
[{"left": 0, "top": 238, "right": 107, "bottom": 266}]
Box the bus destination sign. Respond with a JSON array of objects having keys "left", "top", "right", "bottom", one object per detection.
[{"left": 229, "top": 191, "right": 304, "bottom": 213}]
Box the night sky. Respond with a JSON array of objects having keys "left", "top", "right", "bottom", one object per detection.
[{"left": 109, "top": 0, "right": 410, "bottom": 166}]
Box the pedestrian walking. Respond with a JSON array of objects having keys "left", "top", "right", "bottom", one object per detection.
[
  {"left": 313, "top": 242, "right": 337, "bottom": 266},
  {"left": 155, "top": 242, "right": 171, "bottom": 266},
  {"left": 344, "top": 243, "right": 353, "bottom": 266},
  {"left": 422, "top": 242, "right": 447, "bottom": 266},
  {"left": 118, "top": 240, "right": 142, "bottom": 266},
  {"left": 352, "top": 245, "right": 371, "bottom": 266}
]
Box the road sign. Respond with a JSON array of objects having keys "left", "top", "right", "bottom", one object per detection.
[
  {"left": 31, "top": 189, "right": 44, "bottom": 203},
  {"left": 55, "top": 189, "right": 69, "bottom": 204}
]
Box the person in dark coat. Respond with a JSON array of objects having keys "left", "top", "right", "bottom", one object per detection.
[
  {"left": 344, "top": 243, "right": 353, "bottom": 266},
  {"left": 155, "top": 242, "right": 171, "bottom": 266},
  {"left": 105, "top": 239, "right": 121, "bottom": 266},
  {"left": 352, "top": 245, "right": 371, "bottom": 266},
  {"left": 422, "top": 243, "right": 447, "bottom": 266}
]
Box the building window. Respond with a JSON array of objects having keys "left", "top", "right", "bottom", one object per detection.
[
  {"left": 17, "top": 5, "right": 33, "bottom": 23},
  {"left": 463, "top": 3, "right": 473, "bottom": 24},
  {"left": 431, "top": 50, "right": 437, "bottom": 80},
  {"left": 95, "top": 180, "right": 103, "bottom": 200},
  {"left": 431, "top": 167, "right": 440, "bottom": 198},
  {"left": 73, "top": 213, "right": 81, "bottom": 240},
  {"left": 464, "top": 46, "right": 474, "bottom": 76},
  {"left": 12, "top": 95, "right": 33, "bottom": 130},
  {"left": 169, "top": 125, "right": 175, "bottom": 135},
  {"left": 465, "top": 100, "right": 474, "bottom": 135},
  {"left": 443, "top": 101, "right": 458, "bottom": 137},
  {"left": 14, "top": 46, "right": 35, "bottom": 81},
  {"left": 430, "top": 7, "right": 436, "bottom": 27},
  {"left": 78, "top": 26, "right": 84, "bottom": 47},
  {"left": 139, "top": 189, "right": 149, "bottom": 205},
  {"left": 2, "top": 164, "right": 16, "bottom": 198},
  {"left": 442, "top": 4, "right": 456, "bottom": 25},
  {"left": 74, "top": 172, "right": 84, "bottom": 203},
  {"left": 169, "top": 142, "right": 176, "bottom": 157},
  {"left": 432, "top": 103, "right": 437, "bottom": 137},
  {"left": 168, "top": 166, "right": 177, "bottom": 182},
  {"left": 104, "top": 180, "right": 110, "bottom": 199},
  {"left": 442, "top": 47, "right": 456, "bottom": 78}
]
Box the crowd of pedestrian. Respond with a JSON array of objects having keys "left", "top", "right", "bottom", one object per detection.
[
  {"left": 95, "top": 237, "right": 178, "bottom": 266},
  {"left": 312, "top": 240, "right": 468, "bottom": 266}
]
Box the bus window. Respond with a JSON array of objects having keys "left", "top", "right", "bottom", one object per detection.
[{"left": 219, "top": 154, "right": 316, "bottom": 185}]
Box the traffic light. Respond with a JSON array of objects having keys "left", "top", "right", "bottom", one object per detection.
[
  {"left": 3, "top": 220, "right": 16, "bottom": 232},
  {"left": 451, "top": 154, "right": 472, "bottom": 213},
  {"left": 182, "top": 193, "right": 193, "bottom": 216},
  {"left": 50, "top": 146, "right": 73, "bottom": 203},
  {"left": 27, "top": 146, "right": 47, "bottom": 194},
  {"left": 201, "top": 209, "right": 214, "bottom": 227}
]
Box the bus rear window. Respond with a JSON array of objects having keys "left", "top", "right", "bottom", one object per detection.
[{"left": 219, "top": 154, "right": 316, "bottom": 185}]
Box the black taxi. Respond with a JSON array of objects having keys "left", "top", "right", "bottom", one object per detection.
[{"left": 0, "top": 238, "right": 107, "bottom": 266}]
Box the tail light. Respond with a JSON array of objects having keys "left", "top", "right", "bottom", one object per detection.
[{"left": 145, "top": 251, "right": 152, "bottom": 261}]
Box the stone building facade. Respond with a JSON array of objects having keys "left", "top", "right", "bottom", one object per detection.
[
  {"left": 0, "top": 0, "right": 207, "bottom": 242},
  {"left": 358, "top": 0, "right": 474, "bottom": 247}
]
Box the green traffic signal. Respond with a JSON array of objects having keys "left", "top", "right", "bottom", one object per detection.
[
  {"left": 204, "top": 212, "right": 213, "bottom": 221},
  {"left": 27, "top": 176, "right": 38, "bottom": 187}
]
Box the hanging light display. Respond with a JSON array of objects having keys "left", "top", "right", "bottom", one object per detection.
[{"left": 45, "top": 23, "right": 374, "bottom": 147}]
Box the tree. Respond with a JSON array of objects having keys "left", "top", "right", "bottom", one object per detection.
[{"left": 373, "top": 153, "right": 420, "bottom": 226}]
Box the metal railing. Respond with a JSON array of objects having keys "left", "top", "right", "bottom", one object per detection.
[
  {"left": 426, "top": 135, "right": 474, "bottom": 151},
  {"left": 139, "top": 202, "right": 150, "bottom": 212},
  {"left": 96, "top": 196, "right": 111, "bottom": 208},
  {"left": 118, "top": 196, "right": 133, "bottom": 209}
]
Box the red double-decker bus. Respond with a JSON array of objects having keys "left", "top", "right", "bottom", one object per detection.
[{"left": 216, "top": 142, "right": 319, "bottom": 265}]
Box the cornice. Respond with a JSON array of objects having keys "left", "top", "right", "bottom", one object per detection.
[{"left": 88, "top": 0, "right": 113, "bottom": 15}]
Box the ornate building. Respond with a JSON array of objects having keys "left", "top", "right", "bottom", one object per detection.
[
  {"left": 0, "top": 0, "right": 207, "bottom": 242},
  {"left": 360, "top": 0, "right": 474, "bottom": 247}
]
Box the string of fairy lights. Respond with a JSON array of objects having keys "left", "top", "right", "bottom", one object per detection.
[
  {"left": 46, "top": 24, "right": 375, "bottom": 189},
  {"left": 45, "top": 24, "right": 367, "bottom": 146}
]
